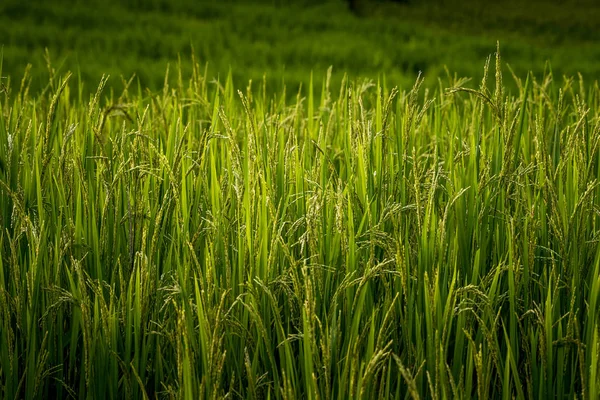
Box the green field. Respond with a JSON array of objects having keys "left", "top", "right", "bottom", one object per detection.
[
  {"left": 1, "top": 1, "right": 600, "bottom": 399},
  {"left": 2, "top": 0, "right": 600, "bottom": 95}
]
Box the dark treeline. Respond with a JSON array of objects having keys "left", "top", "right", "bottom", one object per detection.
[{"left": 346, "top": 0, "right": 410, "bottom": 14}]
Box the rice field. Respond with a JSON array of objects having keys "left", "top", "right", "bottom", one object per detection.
[
  {"left": 0, "top": 50, "right": 599, "bottom": 399},
  {"left": 2, "top": 0, "right": 600, "bottom": 97}
]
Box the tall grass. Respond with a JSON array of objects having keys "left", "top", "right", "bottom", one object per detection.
[{"left": 0, "top": 50, "right": 599, "bottom": 399}]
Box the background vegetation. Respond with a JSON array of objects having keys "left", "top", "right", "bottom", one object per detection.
[{"left": 1, "top": 0, "right": 600, "bottom": 96}]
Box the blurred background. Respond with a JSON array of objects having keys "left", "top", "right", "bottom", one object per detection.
[{"left": 1, "top": 0, "right": 599, "bottom": 96}]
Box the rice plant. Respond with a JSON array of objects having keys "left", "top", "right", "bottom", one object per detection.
[{"left": 0, "top": 50, "right": 599, "bottom": 399}]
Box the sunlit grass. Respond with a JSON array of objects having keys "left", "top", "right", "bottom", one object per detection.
[{"left": 0, "top": 49, "right": 599, "bottom": 399}]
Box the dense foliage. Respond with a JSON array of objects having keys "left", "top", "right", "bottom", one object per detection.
[{"left": 0, "top": 50, "right": 599, "bottom": 399}]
